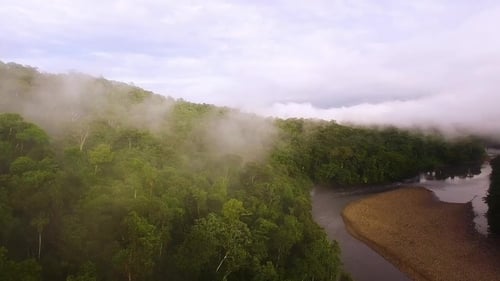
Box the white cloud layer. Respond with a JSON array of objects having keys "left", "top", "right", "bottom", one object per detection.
[{"left": 1, "top": 0, "right": 500, "bottom": 136}]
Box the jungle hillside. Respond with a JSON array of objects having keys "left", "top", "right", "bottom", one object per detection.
[{"left": 0, "top": 62, "right": 485, "bottom": 281}]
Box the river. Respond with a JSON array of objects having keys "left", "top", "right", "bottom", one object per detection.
[
  {"left": 312, "top": 160, "right": 493, "bottom": 281},
  {"left": 419, "top": 163, "right": 490, "bottom": 235},
  {"left": 312, "top": 186, "right": 411, "bottom": 281}
]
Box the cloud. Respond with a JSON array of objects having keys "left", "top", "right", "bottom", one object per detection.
[
  {"left": 1, "top": 0, "right": 500, "bottom": 136},
  {"left": 258, "top": 89, "right": 500, "bottom": 138}
]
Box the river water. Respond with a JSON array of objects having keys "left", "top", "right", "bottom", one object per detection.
[
  {"left": 312, "top": 186, "right": 411, "bottom": 281},
  {"left": 419, "top": 163, "right": 490, "bottom": 235},
  {"left": 312, "top": 161, "right": 493, "bottom": 281}
]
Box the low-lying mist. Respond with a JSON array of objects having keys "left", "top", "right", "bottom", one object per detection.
[
  {"left": 2, "top": 61, "right": 499, "bottom": 151},
  {"left": 0, "top": 62, "right": 278, "bottom": 162},
  {"left": 202, "top": 111, "right": 277, "bottom": 162},
  {"left": 256, "top": 88, "right": 500, "bottom": 141}
]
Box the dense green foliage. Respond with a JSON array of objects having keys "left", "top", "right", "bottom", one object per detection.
[
  {"left": 0, "top": 62, "right": 485, "bottom": 280},
  {"left": 486, "top": 156, "right": 500, "bottom": 234},
  {"left": 274, "top": 119, "right": 485, "bottom": 186},
  {"left": 0, "top": 112, "right": 350, "bottom": 281}
]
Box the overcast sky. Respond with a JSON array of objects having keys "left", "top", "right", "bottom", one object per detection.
[{"left": 1, "top": 0, "right": 500, "bottom": 135}]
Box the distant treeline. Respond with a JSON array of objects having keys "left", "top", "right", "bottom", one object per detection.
[
  {"left": 0, "top": 62, "right": 486, "bottom": 281},
  {"left": 486, "top": 156, "right": 500, "bottom": 234},
  {"left": 275, "top": 119, "right": 485, "bottom": 186}
]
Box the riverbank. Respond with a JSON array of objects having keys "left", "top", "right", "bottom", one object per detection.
[{"left": 342, "top": 186, "right": 500, "bottom": 281}]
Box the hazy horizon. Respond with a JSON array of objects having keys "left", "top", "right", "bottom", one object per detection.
[{"left": 2, "top": 0, "right": 500, "bottom": 137}]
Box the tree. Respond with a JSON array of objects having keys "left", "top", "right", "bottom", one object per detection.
[
  {"left": 176, "top": 208, "right": 252, "bottom": 281},
  {"left": 113, "top": 211, "right": 160, "bottom": 281},
  {"left": 88, "top": 144, "right": 113, "bottom": 175},
  {"left": 66, "top": 262, "right": 97, "bottom": 281},
  {"left": 31, "top": 215, "right": 49, "bottom": 260},
  {"left": 486, "top": 156, "right": 500, "bottom": 234},
  {"left": 0, "top": 247, "right": 41, "bottom": 281}
]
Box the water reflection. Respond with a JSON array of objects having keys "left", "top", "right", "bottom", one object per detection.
[
  {"left": 417, "top": 163, "right": 490, "bottom": 235},
  {"left": 422, "top": 163, "right": 482, "bottom": 180},
  {"left": 312, "top": 157, "right": 495, "bottom": 281}
]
